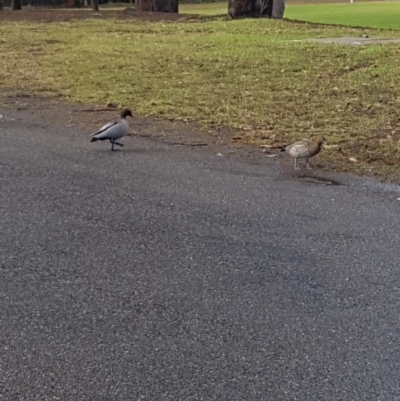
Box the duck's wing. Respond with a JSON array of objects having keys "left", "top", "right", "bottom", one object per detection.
[
  {"left": 285, "top": 139, "right": 311, "bottom": 151},
  {"left": 90, "top": 121, "right": 118, "bottom": 138},
  {"left": 285, "top": 142, "right": 299, "bottom": 152},
  {"left": 286, "top": 140, "right": 314, "bottom": 157}
]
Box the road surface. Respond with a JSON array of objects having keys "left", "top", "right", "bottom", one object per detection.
[{"left": 1, "top": 107, "right": 400, "bottom": 400}]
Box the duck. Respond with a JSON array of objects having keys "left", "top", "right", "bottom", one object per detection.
[
  {"left": 283, "top": 137, "right": 325, "bottom": 170},
  {"left": 90, "top": 109, "right": 133, "bottom": 151}
]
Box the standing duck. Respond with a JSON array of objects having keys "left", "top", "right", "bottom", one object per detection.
[
  {"left": 90, "top": 109, "right": 133, "bottom": 151},
  {"left": 283, "top": 137, "right": 325, "bottom": 170}
]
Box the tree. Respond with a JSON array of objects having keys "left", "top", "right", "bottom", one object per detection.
[
  {"left": 272, "top": 0, "right": 285, "bottom": 18},
  {"left": 62, "top": 0, "right": 81, "bottom": 7},
  {"left": 136, "top": 0, "right": 178, "bottom": 13},
  {"left": 227, "top": 0, "right": 252, "bottom": 19},
  {"left": 91, "top": 0, "right": 99, "bottom": 12},
  {"left": 12, "top": 0, "right": 22, "bottom": 10},
  {"left": 228, "top": 0, "right": 284, "bottom": 19}
]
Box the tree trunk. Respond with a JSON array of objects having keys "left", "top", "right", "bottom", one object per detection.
[
  {"left": 136, "top": 0, "right": 152, "bottom": 11},
  {"left": 136, "top": 0, "right": 178, "bottom": 12},
  {"left": 228, "top": 0, "right": 283, "bottom": 18},
  {"left": 0, "top": 1, "right": 3, "bottom": 10},
  {"left": 228, "top": 0, "right": 251, "bottom": 18},
  {"left": 12, "top": 0, "right": 22, "bottom": 10},
  {"left": 272, "top": 0, "right": 285, "bottom": 18},
  {"left": 63, "top": 0, "right": 81, "bottom": 7},
  {"left": 91, "top": 0, "right": 98, "bottom": 11}
]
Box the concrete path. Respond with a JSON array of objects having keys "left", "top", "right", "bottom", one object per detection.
[{"left": 1, "top": 107, "right": 400, "bottom": 400}]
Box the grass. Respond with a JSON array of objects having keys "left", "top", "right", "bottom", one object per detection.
[
  {"left": 0, "top": 16, "right": 400, "bottom": 177},
  {"left": 181, "top": 1, "right": 400, "bottom": 30},
  {"left": 285, "top": 1, "right": 400, "bottom": 30}
]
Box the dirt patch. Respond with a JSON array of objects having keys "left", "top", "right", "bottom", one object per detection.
[
  {"left": 0, "top": 90, "right": 360, "bottom": 187},
  {"left": 0, "top": 8, "right": 206, "bottom": 22},
  {"left": 0, "top": 90, "right": 269, "bottom": 161}
]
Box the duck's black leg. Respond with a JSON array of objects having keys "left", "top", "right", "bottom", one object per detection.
[
  {"left": 110, "top": 140, "right": 115, "bottom": 151},
  {"left": 114, "top": 141, "right": 124, "bottom": 147}
]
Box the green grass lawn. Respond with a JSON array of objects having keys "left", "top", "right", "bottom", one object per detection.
[
  {"left": 180, "top": 1, "right": 400, "bottom": 30},
  {"left": 285, "top": 1, "right": 400, "bottom": 30}
]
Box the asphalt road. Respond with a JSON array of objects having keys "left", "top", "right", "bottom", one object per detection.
[{"left": 1, "top": 108, "right": 400, "bottom": 401}]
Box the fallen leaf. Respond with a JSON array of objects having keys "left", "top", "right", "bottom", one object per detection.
[{"left": 349, "top": 157, "right": 358, "bottom": 163}]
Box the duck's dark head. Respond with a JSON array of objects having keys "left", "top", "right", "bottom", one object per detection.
[
  {"left": 121, "top": 109, "right": 133, "bottom": 119},
  {"left": 317, "top": 137, "right": 326, "bottom": 146}
]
